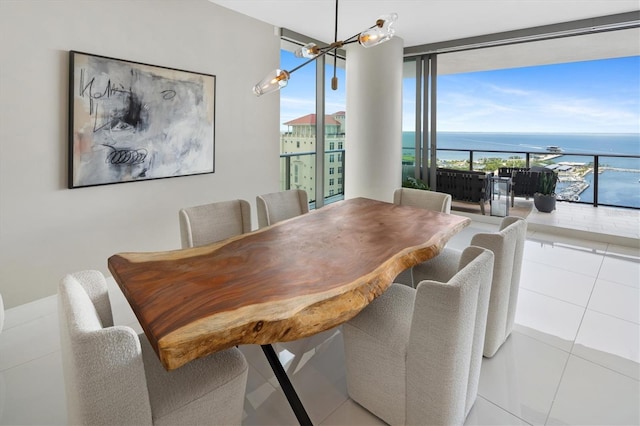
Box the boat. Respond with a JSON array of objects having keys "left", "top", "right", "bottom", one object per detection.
[{"left": 546, "top": 146, "right": 563, "bottom": 153}]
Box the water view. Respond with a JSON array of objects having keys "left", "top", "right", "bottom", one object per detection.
[{"left": 402, "top": 131, "right": 640, "bottom": 208}]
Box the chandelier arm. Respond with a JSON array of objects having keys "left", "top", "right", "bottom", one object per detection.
[
  {"left": 288, "top": 45, "right": 340, "bottom": 75},
  {"left": 343, "top": 23, "right": 377, "bottom": 45},
  {"left": 317, "top": 44, "right": 341, "bottom": 53}
]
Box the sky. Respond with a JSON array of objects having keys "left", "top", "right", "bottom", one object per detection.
[
  {"left": 280, "top": 50, "right": 346, "bottom": 131},
  {"left": 280, "top": 51, "right": 640, "bottom": 134}
]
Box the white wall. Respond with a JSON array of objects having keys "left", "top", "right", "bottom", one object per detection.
[
  {"left": 345, "top": 37, "right": 403, "bottom": 202},
  {"left": 0, "top": 0, "right": 281, "bottom": 308}
]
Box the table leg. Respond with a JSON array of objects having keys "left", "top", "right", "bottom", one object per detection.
[{"left": 261, "top": 344, "right": 313, "bottom": 426}]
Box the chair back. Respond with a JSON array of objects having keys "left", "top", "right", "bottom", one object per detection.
[
  {"left": 512, "top": 170, "right": 541, "bottom": 198},
  {"left": 470, "top": 216, "right": 527, "bottom": 357},
  {"left": 498, "top": 167, "right": 528, "bottom": 178},
  {"left": 256, "top": 189, "right": 309, "bottom": 228},
  {"left": 58, "top": 271, "right": 153, "bottom": 425},
  {"left": 436, "top": 168, "right": 490, "bottom": 203},
  {"left": 393, "top": 188, "right": 452, "bottom": 213},
  {"left": 408, "top": 246, "right": 494, "bottom": 425},
  {"left": 179, "top": 199, "right": 251, "bottom": 248}
]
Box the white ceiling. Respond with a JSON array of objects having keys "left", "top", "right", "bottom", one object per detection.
[{"left": 209, "top": 0, "right": 639, "bottom": 48}]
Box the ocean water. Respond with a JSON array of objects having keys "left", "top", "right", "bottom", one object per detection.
[
  {"left": 402, "top": 132, "right": 640, "bottom": 156},
  {"left": 402, "top": 132, "right": 640, "bottom": 208}
]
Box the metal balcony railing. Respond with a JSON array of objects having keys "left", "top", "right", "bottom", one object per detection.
[
  {"left": 280, "top": 149, "right": 346, "bottom": 206},
  {"left": 281, "top": 147, "right": 639, "bottom": 209},
  {"left": 402, "top": 148, "right": 640, "bottom": 209}
]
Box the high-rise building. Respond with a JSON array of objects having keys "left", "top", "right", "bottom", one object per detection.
[{"left": 280, "top": 111, "right": 345, "bottom": 201}]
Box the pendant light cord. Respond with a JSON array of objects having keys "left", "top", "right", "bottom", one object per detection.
[{"left": 333, "top": 0, "right": 339, "bottom": 87}]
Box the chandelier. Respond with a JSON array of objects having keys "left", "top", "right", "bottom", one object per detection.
[{"left": 253, "top": 0, "right": 397, "bottom": 96}]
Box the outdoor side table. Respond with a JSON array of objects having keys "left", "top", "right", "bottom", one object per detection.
[{"left": 490, "top": 175, "right": 511, "bottom": 217}]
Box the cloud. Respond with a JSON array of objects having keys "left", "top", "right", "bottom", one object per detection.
[
  {"left": 436, "top": 81, "right": 640, "bottom": 132},
  {"left": 281, "top": 96, "right": 315, "bottom": 109},
  {"left": 487, "top": 84, "right": 534, "bottom": 96}
]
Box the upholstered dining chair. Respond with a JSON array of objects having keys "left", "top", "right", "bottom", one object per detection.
[
  {"left": 392, "top": 187, "right": 453, "bottom": 285},
  {"left": 343, "top": 246, "right": 494, "bottom": 425},
  {"left": 256, "top": 189, "right": 309, "bottom": 228},
  {"left": 58, "top": 270, "right": 248, "bottom": 426},
  {"left": 179, "top": 199, "right": 251, "bottom": 248},
  {"left": 393, "top": 187, "right": 452, "bottom": 214},
  {"left": 412, "top": 216, "right": 527, "bottom": 357}
]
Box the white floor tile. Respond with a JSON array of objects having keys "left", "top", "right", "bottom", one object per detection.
[
  {"left": 241, "top": 383, "right": 298, "bottom": 425},
  {"left": 0, "top": 312, "right": 60, "bottom": 371},
  {"left": 513, "top": 288, "right": 585, "bottom": 352},
  {"left": 588, "top": 278, "right": 640, "bottom": 324},
  {"left": 478, "top": 332, "right": 569, "bottom": 425},
  {"left": 464, "top": 396, "right": 530, "bottom": 425},
  {"left": 0, "top": 351, "right": 67, "bottom": 425},
  {"left": 286, "top": 332, "right": 348, "bottom": 424},
  {"left": 520, "top": 260, "right": 596, "bottom": 306},
  {"left": 240, "top": 331, "right": 348, "bottom": 425},
  {"left": 445, "top": 222, "right": 500, "bottom": 251},
  {"left": 239, "top": 344, "right": 275, "bottom": 383},
  {"left": 572, "top": 309, "right": 640, "bottom": 380},
  {"left": 2, "top": 295, "right": 57, "bottom": 331},
  {"left": 598, "top": 247, "right": 640, "bottom": 288},
  {"left": 242, "top": 365, "right": 282, "bottom": 423},
  {"left": 546, "top": 355, "right": 640, "bottom": 425},
  {"left": 522, "top": 239, "right": 605, "bottom": 277},
  {"left": 320, "top": 399, "right": 386, "bottom": 426}
]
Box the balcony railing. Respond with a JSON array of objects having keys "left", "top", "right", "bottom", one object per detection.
[
  {"left": 280, "top": 149, "right": 346, "bottom": 206},
  {"left": 281, "top": 147, "right": 638, "bottom": 209},
  {"left": 402, "top": 148, "right": 640, "bottom": 209}
]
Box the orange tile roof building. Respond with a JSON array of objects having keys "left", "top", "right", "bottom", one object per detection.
[{"left": 280, "top": 112, "right": 345, "bottom": 201}]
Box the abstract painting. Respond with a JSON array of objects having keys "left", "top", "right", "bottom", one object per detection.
[{"left": 68, "top": 51, "right": 215, "bottom": 188}]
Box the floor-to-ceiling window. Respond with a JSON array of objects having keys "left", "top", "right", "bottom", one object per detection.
[
  {"left": 402, "top": 59, "right": 418, "bottom": 184},
  {"left": 280, "top": 48, "right": 317, "bottom": 202},
  {"left": 279, "top": 37, "right": 346, "bottom": 208}
]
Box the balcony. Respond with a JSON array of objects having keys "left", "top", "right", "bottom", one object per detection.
[{"left": 404, "top": 148, "right": 640, "bottom": 209}]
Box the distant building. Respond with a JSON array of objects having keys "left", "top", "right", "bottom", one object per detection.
[{"left": 280, "top": 111, "right": 345, "bottom": 201}]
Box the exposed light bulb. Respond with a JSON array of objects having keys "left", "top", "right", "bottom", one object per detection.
[
  {"left": 253, "top": 69, "right": 290, "bottom": 96},
  {"left": 359, "top": 13, "right": 397, "bottom": 48},
  {"left": 294, "top": 43, "right": 320, "bottom": 59}
]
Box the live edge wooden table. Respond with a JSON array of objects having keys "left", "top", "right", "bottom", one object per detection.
[{"left": 108, "top": 197, "right": 471, "bottom": 425}]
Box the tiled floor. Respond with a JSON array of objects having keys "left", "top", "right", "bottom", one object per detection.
[{"left": 1, "top": 202, "right": 639, "bottom": 425}]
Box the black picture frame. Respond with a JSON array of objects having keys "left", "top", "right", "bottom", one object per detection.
[{"left": 68, "top": 51, "right": 215, "bottom": 188}]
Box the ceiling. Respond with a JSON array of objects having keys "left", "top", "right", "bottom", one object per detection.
[{"left": 209, "top": 0, "right": 639, "bottom": 48}]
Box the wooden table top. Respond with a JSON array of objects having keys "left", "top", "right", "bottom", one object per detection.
[{"left": 108, "top": 197, "right": 470, "bottom": 370}]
